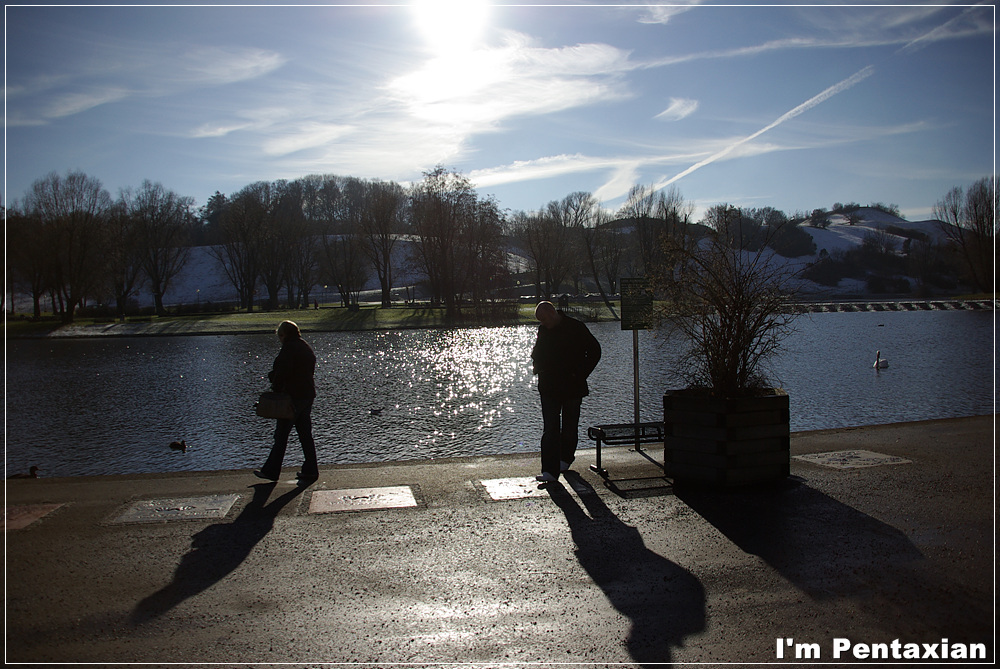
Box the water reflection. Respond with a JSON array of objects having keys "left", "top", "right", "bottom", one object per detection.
[
  {"left": 5, "top": 311, "right": 993, "bottom": 478},
  {"left": 311, "top": 327, "right": 537, "bottom": 461}
]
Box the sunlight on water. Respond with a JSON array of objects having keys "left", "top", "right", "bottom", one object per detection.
[{"left": 5, "top": 311, "right": 994, "bottom": 477}]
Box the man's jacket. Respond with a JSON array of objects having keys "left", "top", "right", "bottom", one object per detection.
[{"left": 531, "top": 312, "right": 602, "bottom": 398}]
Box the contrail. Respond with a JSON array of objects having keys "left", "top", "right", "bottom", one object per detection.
[
  {"left": 654, "top": 65, "right": 875, "bottom": 190},
  {"left": 896, "top": 3, "right": 989, "bottom": 55}
]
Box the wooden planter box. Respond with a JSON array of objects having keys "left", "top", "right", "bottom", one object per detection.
[{"left": 663, "top": 388, "right": 790, "bottom": 486}]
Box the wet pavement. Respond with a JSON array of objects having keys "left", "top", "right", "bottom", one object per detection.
[{"left": 4, "top": 415, "right": 995, "bottom": 666}]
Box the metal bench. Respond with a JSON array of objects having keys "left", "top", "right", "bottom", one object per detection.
[{"left": 587, "top": 422, "right": 665, "bottom": 478}]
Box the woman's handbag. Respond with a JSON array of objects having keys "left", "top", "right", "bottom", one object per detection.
[{"left": 255, "top": 392, "right": 295, "bottom": 420}]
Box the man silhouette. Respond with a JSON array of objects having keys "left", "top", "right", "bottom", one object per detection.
[{"left": 530, "top": 301, "right": 601, "bottom": 482}]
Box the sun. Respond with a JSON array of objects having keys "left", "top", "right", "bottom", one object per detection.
[{"left": 412, "top": 0, "right": 490, "bottom": 55}]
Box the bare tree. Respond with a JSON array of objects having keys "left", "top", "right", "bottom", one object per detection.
[
  {"left": 459, "top": 194, "right": 507, "bottom": 310},
  {"left": 409, "top": 166, "right": 510, "bottom": 319},
  {"left": 359, "top": 179, "right": 406, "bottom": 307},
  {"left": 618, "top": 184, "right": 659, "bottom": 273},
  {"left": 313, "top": 176, "right": 368, "bottom": 308},
  {"left": 703, "top": 203, "right": 764, "bottom": 251},
  {"left": 558, "top": 192, "right": 594, "bottom": 293},
  {"left": 511, "top": 202, "right": 573, "bottom": 299},
  {"left": 861, "top": 227, "right": 898, "bottom": 256},
  {"left": 211, "top": 183, "right": 268, "bottom": 311},
  {"left": 578, "top": 203, "right": 620, "bottom": 317},
  {"left": 410, "top": 166, "right": 476, "bottom": 317},
  {"left": 119, "top": 180, "right": 194, "bottom": 316},
  {"left": 105, "top": 199, "right": 146, "bottom": 319},
  {"left": 20, "top": 171, "right": 112, "bottom": 322},
  {"left": 656, "top": 205, "right": 799, "bottom": 397},
  {"left": 510, "top": 210, "right": 545, "bottom": 299},
  {"left": 598, "top": 216, "right": 626, "bottom": 296},
  {"left": 318, "top": 231, "right": 368, "bottom": 308},
  {"left": 257, "top": 181, "right": 294, "bottom": 310},
  {"left": 7, "top": 205, "right": 54, "bottom": 318},
  {"left": 618, "top": 184, "right": 692, "bottom": 274},
  {"left": 300, "top": 174, "right": 348, "bottom": 306},
  {"left": 285, "top": 215, "right": 320, "bottom": 309},
  {"left": 934, "top": 176, "right": 995, "bottom": 293}
]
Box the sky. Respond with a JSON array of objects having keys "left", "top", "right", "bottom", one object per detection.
[{"left": 3, "top": 1, "right": 995, "bottom": 223}]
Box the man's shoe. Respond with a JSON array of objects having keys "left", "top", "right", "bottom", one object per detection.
[
  {"left": 253, "top": 470, "right": 279, "bottom": 481},
  {"left": 296, "top": 471, "right": 319, "bottom": 481},
  {"left": 535, "top": 472, "right": 557, "bottom": 483}
]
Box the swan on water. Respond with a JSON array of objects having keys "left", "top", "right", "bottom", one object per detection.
[{"left": 873, "top": 350, "right": 888, "bottom": 369}]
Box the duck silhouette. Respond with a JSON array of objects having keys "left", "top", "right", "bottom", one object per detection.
[
  {"left": 169, "top": 440, "right": 188, "bottom": 452},
  {"left": 9, "top": 465, "right": 40, "bottom": 479}
]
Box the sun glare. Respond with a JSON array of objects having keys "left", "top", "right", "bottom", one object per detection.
[{"left": 412, "top": 0, "right": 490, "bottom": 54}]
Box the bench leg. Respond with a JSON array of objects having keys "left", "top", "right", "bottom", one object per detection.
[{"left": 589, "top": 438, "right": 609, "bottom": 478}]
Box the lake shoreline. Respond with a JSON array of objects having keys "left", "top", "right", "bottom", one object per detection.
[{"left": 5, "top": 297, "right": 992, "bottom": 339}]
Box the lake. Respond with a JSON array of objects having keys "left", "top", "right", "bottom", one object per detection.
[{"left": 5, "top": 310, "right": 994, "bottom": 478}]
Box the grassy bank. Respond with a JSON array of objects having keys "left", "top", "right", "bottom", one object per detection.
[
  {"left": 8, "top": 294, "right": 988, "bottom": 339},
  {"left": 5, "top": 302, "right": 623, "bottom": 338}
]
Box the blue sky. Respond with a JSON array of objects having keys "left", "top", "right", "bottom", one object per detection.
[{"left": 4, "top": 2, "right": 995, "bottom": 222}]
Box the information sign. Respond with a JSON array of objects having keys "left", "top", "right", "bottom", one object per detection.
[{"left": 620, "top": 277, "right": 653, "bottom": 330}]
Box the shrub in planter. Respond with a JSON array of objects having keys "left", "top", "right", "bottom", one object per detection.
[{"left": 654, "top": 204, "right": 800, "bottom": 486}]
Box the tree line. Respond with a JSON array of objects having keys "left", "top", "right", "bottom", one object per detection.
[
  {"left": 7, "top": 173, "right": 195, "bottom": 322},
  {"left": 6, "top": 167, "right": 994, "bottom": 323},
  {"left": 5, "top": 166, "right": 516, "bottom": 323}
]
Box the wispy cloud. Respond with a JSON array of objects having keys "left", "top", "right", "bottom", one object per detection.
[
  {"left": 256, "top": 34, "right": 637, "bottom": 176},
  {"left": 42, "top": 87, "right": 131, "bottom": 119},
  {"left": 7, "top": 43, "right": 286, "bottom": 126},
  {"left": 385, "top": 33, "right": 633, "bottom": 131},
  {"left": 468, "top": 149, "right": 706, "bottom": 204},
  {"left": 170, "top": 46, "right": 287, "bottom": 88},
  {"left": 637, "top": 4, "right": 993, "bottom": 70},
  {"left": 190, "top": 121, "right": 257, "bottom": 139},
  {"left": 470, "top": 154, "right": 626, "bottom": 188},
  {"left": 469, "top": 154, "right": 651, "bottom": 207},
  {"left": 655, "top": 97, "right": 698, "bottom": 122},
  {"left": 262, "top": 122, "right": 356, "bottom": 157},
  {"left": 637, "top": 1, "right": 704, "bottom": 25}
]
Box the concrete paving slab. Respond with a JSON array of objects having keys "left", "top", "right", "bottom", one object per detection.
[
  {"left": 479, "top": 476, "right": 551, "bottom": 500},
  {"left": 3, "top": 503, "right": 64, "bottom": 530},
  {"left": 481, "top": 474, "right": 604, "bottom": 500},
  {"left": 308, "top": 485, "right": 418, "bottom": 513},
  {"left": 793, "top": 449, "right": 913, "bottom": 469},
  {"left": 111, "top": 494, "right": 240, "bottom": 524}
]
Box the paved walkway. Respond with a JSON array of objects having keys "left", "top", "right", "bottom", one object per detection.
[{"left": 5, "top": 415, "right": 995, "bottom": 666}]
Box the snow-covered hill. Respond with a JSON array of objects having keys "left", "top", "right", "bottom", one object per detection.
[
  {"left": 802, "top": 208, "right": 947, "bottom": 257},
  {"left": 790, "top": 207, "right": 952, "bottom": 295}
]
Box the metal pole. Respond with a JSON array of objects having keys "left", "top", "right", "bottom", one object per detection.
[{"left": 633, "top": 328, "right": 642, "bottom": 452}]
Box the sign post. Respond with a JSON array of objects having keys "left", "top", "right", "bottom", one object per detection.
[{"left": 619, "top": 277, "right": 653, "bottom": 451}]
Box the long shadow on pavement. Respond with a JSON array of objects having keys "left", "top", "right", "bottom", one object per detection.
[
  {"left": 128, "top": 481, "right": 307, "bottom": 626},
  {"left": 547, "top": 472, "right": 705, "bottom": 668},
  {"left": 675, "top": 480, "right": 993, "bottom": 644}
]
